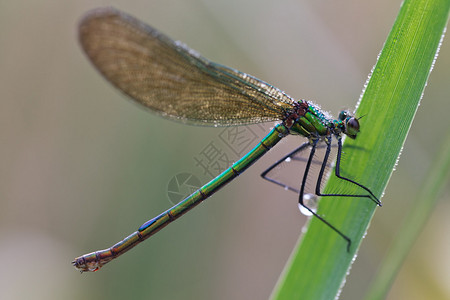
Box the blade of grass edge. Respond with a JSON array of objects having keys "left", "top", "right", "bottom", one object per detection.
[{"left": 271, "top": 1, "right": 450, "bottom": 299}]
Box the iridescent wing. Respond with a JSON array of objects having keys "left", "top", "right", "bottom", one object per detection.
[{"left": 79, "top": 7, "right": 296, "bottom": 126}]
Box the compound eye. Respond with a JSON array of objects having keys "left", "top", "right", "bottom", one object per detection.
[
  {"left": 346, "top": 117, "right": 360, "bottom": 138},
  {"left": 348, "top": 117, "right": 359, "bottom": 131},
  {"left": 338, "top": 111, "right": 348, "bottom": 121}
]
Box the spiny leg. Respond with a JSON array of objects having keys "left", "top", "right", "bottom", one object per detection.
[
  {"left": 260, "top": 142, "right": 311, "bottom": 193},
  {"left": 315, "top": 136, "right": 381, "bottom": 206},
  {"left": 299, "top": 138, "right": 352, "bottom": 251}
]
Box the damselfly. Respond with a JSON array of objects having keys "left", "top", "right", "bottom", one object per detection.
[{"left": 72, "top": 7, "right": 380, "bottom": 272}]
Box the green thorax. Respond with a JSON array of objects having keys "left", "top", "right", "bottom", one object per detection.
[{"left": 288, "top": 101, "right": 342, "bottom": 138}]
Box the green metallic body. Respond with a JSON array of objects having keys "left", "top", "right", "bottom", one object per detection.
[
  {"left": 72, "top": 8, "right": 376, "bottom": 273},
  {"left": 72, "top": 105, "right": 341, "bottom": 272},
  {"left": 73, "top": 124, "right": 292, "bottom": 271}
]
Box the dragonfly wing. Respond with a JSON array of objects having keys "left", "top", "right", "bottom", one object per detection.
[{"left": 79, "top": 7, "right": 295, "bottom": 126}]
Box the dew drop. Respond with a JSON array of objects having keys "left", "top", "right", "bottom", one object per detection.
[{"left": 298, "top": 194, "right": 318, "bottom": 216}]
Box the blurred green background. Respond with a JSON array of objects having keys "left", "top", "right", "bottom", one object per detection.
[{"left": 0, "top": 0, "right": 449, "bottom": 299}]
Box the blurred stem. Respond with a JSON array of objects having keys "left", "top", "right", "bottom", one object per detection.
[{"left": 364, "top": 134, "right": 450, "bottom": 300}]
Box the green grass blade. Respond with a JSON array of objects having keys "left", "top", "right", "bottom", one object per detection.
[
  {"left": 271, "top": 1, "right": 450, "bottom": 299},
  {"left": 364, "top": 133, "right": 450, "bottom": 300}
]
